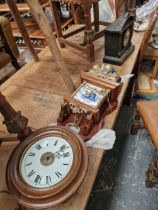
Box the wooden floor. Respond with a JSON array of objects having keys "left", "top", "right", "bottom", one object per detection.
[{"left": 0, "top": 28, "right": 145, "bottom": 210}]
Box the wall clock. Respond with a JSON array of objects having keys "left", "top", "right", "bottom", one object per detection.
[
  {"left": 103, "top": 13, "right": 135, "bottom": 65},
  {"left": 6, "top": 126, "right": 88, "bottom": 209}
]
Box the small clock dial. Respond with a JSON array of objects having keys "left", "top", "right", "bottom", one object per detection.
[
  {"left": 20, "top": 136, "right": 73, "bottom": 188},
  {"left": 123, "top": 28, "right": 131, "bottom": 48}
]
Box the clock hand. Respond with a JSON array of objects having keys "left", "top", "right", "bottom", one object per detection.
[
  {"left": 54, "top": 146, "right": 70, "bottom": 159},
  {"left": 54, "top": 151, "right": 62, "bottom": 159},
  {"left": 59, "top": 145, "right": 70, "bottom": 152},
  {"left": 54, "top": 145, "right": 70, "bottom": 154}
]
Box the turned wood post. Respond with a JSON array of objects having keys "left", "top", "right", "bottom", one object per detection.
[
  {"left": 82, "top": 0, "right": 95, "bottom": 62},
  {"left": 129, "top": 0, "right": 136, "bottom": 10},
  {"left": 93, "top": 1, "right": 99, "bottom": 32},
  {"left": 0, "top": 92, "right": 32, "bottom": 141},
  {"left": 49, "top": 0, "right": 65, "bottom": 48},
  {"left": 26, "top": 0, "right": 76, "bottom": 93},
  {"left": 146, "top": 158, "right": 158, "bottom": 188},
  {"left": 6, "top": 0, "right": 39, "bottom": 62},
  {"left": 115, "top": 0, "right": 119, "bottom": 18}
]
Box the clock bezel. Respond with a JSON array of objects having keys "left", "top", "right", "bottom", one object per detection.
[
  {"left": 6, "top": 126, "right": 82, "bottom": 199},
  {"left": 19, "top": 132, "right": 77, "bottom": 191}
]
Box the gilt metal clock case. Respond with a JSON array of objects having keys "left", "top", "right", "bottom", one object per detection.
[
  {"left": 6, "top": 126, "right": 88, "bottom": 209},
  {"left": 103, "top": 13, "right": 135, "bottom": 65}
]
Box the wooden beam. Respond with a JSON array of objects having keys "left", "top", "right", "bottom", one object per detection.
[
  {"left": 6, "top": 0, "right": 39, "bottom": 62},
  {"left": 26, "top": 0, "right": 76, "bottom": 93}
]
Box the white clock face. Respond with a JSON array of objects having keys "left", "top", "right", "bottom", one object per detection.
[{"left": 20, "top": 136, "right": 73, "bottom": 189}]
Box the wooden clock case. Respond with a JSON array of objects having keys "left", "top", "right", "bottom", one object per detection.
[
  {"left": 103, "top": 13, "right": 135, "bottom": 65},
  {"left": 6, "top": 126, "right": 88, "bottom": 209},
  {"left": 57, "top": 84, "right": 110, "bottom": 139},
  {"left": 57, "top": 71, "right": 122, "bottom": 140}
]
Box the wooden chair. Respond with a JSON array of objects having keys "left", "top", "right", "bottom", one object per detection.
[
  {"left": 115, "top": 0, "right": 136, "bottom": 18},
  {"left": 131, "top": 100, "right": 158, "bottom": 187},
  {"left": 0, "top": 16, "right": 20, "bottom": 70},
  {"left": 49, "top": 0, "right": 110, "bottom": 62},
  {"left": 138, "top": 14, "right": 158, "bottom": 78}
]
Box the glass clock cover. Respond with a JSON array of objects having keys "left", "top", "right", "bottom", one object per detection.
[
  {"left": 20, "top": 136, "right": 73, "bottom": 188},
  {"left": 72, "top": 82, "right": 109, "bottom": 108}
]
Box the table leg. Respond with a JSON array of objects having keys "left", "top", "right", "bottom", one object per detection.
[
  {"left": 50, "top": 0, "right": 65, "bottom": 48},
  {"left": 123, "top": 76, "right": 136, "bottom": 106},
  {"left": 15, "top": 204, "right": 26, "bottom": 210},
  {"left": 124, "top": 58, "right": 139, "bottom": 105},
  {"left": 152, "top": 58, "right": 158, "bottom": 79},
  {"left": 11, "top": 58, "right": 21, "bottom": 70},
  {"left": 93, "top": 1, "right": 99, "bottom": 32},
  {"left": 131, "top": 110, "right": 141, "bottom": 135},
  {"left": 82, "top": 0, "right": 95, "bottom": 62},
  {"left": 146, "top": 158, "right": 158, "bottom": 188}
]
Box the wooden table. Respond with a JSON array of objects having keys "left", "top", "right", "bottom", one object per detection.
[
  {"left": 0, "top": 1, "right": 49, "bottom": 12},
  {"left": 0, "top": 30, "right": 144, "bottom": 210}
]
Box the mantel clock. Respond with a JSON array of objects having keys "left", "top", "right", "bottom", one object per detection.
[{"left": 103, "top": 13, "right": 135, "bottom": 65}]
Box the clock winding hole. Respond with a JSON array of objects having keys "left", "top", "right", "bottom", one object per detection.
[{"left": 40, "top": 152, "right": 55, "bottom": 166}]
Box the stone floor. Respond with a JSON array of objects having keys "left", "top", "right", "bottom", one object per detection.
[{"left": 87, "top": 103, "right": 158, "bottom": 210}]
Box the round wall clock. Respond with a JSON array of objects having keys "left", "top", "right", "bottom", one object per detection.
[{"left": 6, "top": 126, "right": 88, "bottom": 209}]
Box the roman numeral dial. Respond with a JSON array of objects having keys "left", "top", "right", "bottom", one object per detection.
[
  {"left": 20, "top": 136, "right": 73, "bottom": 188},
  {"left": 35, "top": 144, "right": 42, "bottom": 150}
]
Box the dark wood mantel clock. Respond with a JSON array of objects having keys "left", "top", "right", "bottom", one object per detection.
[{"left": 103, "top": 13, "right": 135, "bottom": 65}]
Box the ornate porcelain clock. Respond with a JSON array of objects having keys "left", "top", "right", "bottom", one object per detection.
[
  {"left": 6, "top": 126, "right": 88, "bottom": 209},
  {"left": 103, "top": 13, "right": 135, "bottom": 65}
]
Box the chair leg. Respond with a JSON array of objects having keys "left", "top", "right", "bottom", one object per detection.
[
  {"left": 82, "top": 0, "right": 95, "bottom": 62},
  {"left": 50, "top": 1, "right": 65, "bottom": 48},
  {"left": 12, "top": 58, "right": 21, "bottom": 70},
  {"left": 93, "top": 1, "right": 99, "bottom": 32},
  {"left": 15, "top": 204, "right": 26, "bottom": 210},
  {"left": 131, "top": 111, "right": 141, "bottom": 135},
  {"left": 151, "top": 58, "right": 158, "bottom": 79},
  {"left": 146, "top": 158, "right": 158, "bottom": 188}
]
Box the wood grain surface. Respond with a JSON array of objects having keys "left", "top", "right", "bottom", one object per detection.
[{"left": 0, "top": 29, "right": 145, "bottom": 210}]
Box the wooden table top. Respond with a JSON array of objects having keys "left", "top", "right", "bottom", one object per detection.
[{"left": 0, "top": 30, "right": 145, "bottom": 210}]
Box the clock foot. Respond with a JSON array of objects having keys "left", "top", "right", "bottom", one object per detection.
[{"left": 103, "top": 45, "right": 135, "bottom": 65}]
